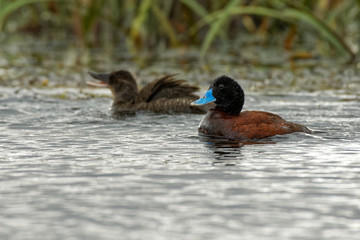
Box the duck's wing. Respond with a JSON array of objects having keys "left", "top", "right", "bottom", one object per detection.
[
  {"left": 130, "top": 98, "right": 205, "bottom": 114},
  {"left": 134, "top": 75, "right": 200, "bottom": 103},
  {"left": 232, "top": 111, "right": 312, "bottom": 139}
]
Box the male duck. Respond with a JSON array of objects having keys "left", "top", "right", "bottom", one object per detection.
[
  {"left": 87, "top": 70, "right": 206, "bottom": 114},
  {"left": 191, "top": 76, "right": 311, "bottom": 140}
]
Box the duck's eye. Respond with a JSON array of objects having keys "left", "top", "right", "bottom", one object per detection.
[{"left": 219, "top": 84, "right": 224, "bottom": 90}]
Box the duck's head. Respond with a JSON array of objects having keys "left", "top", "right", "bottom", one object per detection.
[
  {"left": 191, "top": 75, "right": 245, "bottom": 115},
  {"left": 87, "top": 70, "right": 138, "bottom": 104}
]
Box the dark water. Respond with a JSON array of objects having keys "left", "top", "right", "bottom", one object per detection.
[{"left": 1, "top": 88, "right": 359, "bottom": 240}]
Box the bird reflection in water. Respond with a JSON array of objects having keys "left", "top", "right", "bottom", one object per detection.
[{"left": 198, "top": 133, "right": 275, "bottom": 166}]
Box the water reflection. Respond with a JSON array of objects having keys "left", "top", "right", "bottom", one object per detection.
[{"left": 198, "top": 133, "right": 275, "bottom": 164}]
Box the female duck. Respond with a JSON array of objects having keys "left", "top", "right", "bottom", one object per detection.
[
  {"left": 191, "top": 76, "right": 311, "bottom": 140},
  {"left": 87, "top": 70, "right": 205, "bottom": 114}
]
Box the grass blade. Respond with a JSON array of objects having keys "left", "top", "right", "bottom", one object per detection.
[
  {"left": 0, "top": 0, "right": 55, "bottom": 30},
  {"left": 179, "top": 0, "right": 208, "bottom": 17},
  {"left": 282, "top": 8, "right": 355, "bottom": 63},
  {"left": 200, "top": 0, "right": 243, "bottom": 58},
  {"left": 227, "top": 5, "right": 355, "bottom": 62},
  {"left": 151, "top": 4, "right": 178, "bottom": 46},
  {"left": 128, "top": 0, "right": 153, "bottom": 46}
]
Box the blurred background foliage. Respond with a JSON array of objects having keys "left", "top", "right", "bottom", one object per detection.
[{"left": 0, "top": 0, "right": 359, "bottom": 63}]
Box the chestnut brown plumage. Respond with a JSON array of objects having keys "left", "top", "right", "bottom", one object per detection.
[{"left": 192, "top": 76, "right": 311, "bottom": 140}]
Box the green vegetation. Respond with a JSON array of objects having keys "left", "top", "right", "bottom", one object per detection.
[{"left": 0, "top": 0, "right": 359, "bottom": 62}]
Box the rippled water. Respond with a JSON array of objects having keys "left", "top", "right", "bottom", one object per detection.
[{"left": 1, "top": 88, "right": 360, "bottom": 240}]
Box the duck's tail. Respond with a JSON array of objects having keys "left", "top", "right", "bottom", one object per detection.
[{"left": 288, "top": 122, "right": 313, "bottom": 134}]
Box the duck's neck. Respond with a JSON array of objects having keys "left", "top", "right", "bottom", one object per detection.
[
  {"left": 215, "top": 98, "right": 243, "bottom": 115},
  {"left": 112, "top": 97, "right": 135, "bottom": 107},
  {"left": 111, "top": 90, "right": 137, "bottom": 107}
]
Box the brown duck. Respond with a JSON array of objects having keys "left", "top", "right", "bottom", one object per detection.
[{"left": 87, "top": 70, "right": 206, "bottom": 114}]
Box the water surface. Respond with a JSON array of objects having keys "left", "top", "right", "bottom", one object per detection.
[{"left": 1, "top": 88, "right": 359, "bottom": 240}]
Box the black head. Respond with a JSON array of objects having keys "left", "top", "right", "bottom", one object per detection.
[
  {"left": 210, "top": 75, "right": 245, "bottom": 115},
  {"left": 88, "top": 70, "right": 138, "bottom": 104}
]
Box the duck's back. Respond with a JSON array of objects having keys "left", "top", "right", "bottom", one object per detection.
[
  {"left": 129, "top": 75, "right": 204, "bottom": 113},
  {"left": 135, "top": 75, "right": 199, "bottom": 103},
  {"left": 199, "top": 109, "right": 311, "bottom": 140}
]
